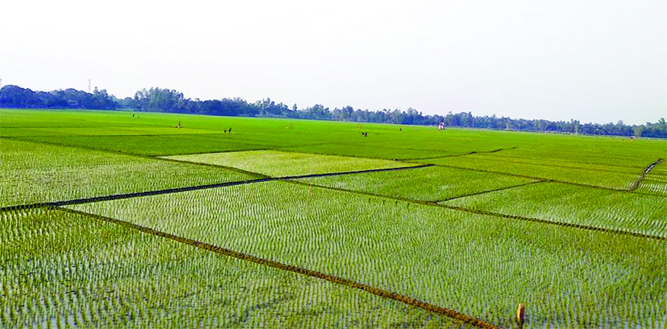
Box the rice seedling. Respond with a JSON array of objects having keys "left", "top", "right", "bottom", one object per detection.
[{"left": 0, "top": 208, "right": 469, "bottom": 328}]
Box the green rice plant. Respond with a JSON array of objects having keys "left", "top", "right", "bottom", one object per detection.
[
  {"left": 0, "top": 139, "right": 256, "bottom": 207},
  {"left": 73, "top": 181, "right": 667, "bottom": 328},
  {"left": 0, "top": 208, "right": 469, "bottom": 328},
  {"left": 442, "top": 181, "right": 667, "bottom": 237},
  {"left": 297, "top": 166, "right": 537, "bottom": 202},
  {"left": 162, "top": 150, "right": 416, "bottom": 177}
]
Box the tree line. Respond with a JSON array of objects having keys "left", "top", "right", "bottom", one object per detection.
[
  {"left": 0, "top": 85, "right": 118, "bottom": 110},
  {"left": 1, "top": 84, "right": 665, "bottom": 138}
]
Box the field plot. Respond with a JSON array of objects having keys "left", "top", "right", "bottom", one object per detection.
[
  {"left": 10, "top": 134, "right": 278, "bottom": 156},
  {"left": 297, "top": 166, "right": 537, "bottom": 202},
  {"left": 0, "top": 208, "right": 466, "bottom": 328},
  {"left": 280, "top": 130, "right": 519, "bottom": 160},
  {"left": 0, "top": 126, "right": 226, "bottom": 137},
  {"left": 0, "top": 139, "right": 256, "bottom": 207},
  {"left": 72, "top": 181, "right": 667, "bottom": 328},
  {"left": 163, "top": 150, "right": 414, "bottom": 177},
  {"left": 466, "top": 153, "right": 643, "bottom": 175},
  {"left": 442, "top": 181, "right": 667, "bottom": 237},
  {"left": 425, "top": 154, "right": 640, "bottom": 190},
  {"left": 0, "top": 109, "right": 157, "bottom": 129},
  {"left": 489, "top": 135, "right": 666, "bottom": 169}
]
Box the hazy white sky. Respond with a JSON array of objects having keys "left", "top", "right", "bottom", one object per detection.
[{"left": 2, "top": 0, "right": 665, "bottom": 124}]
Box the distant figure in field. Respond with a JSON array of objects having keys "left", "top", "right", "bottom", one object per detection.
[
  {"left": 228, "top": 128, "right": 232, "bottom": 133},
  {"left": 399, "top": 128, "right": 402, "bottom": 131},
  {"left": 224, "top": 129, "right": 227, "bottom": 133},
  {"left": 176, "top": 121, "right": 181, "bottom": 128},
  {"left": 361, "top": 132, "right": 367, "bottom": 137}
]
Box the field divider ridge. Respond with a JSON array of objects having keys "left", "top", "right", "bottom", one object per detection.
[
  {"left": 403, "top": 147, "right": 517, "bottom": 161},
  {"left": 156, "top": 157, "right": 273, "bottom": 178},
  {"left": 0, "top": 178, "right": 273, "bottom": 212},
  {"left": 275, "top": 164, "right": 433, "bottom": 180},
  {"left": 628, "top": 158, "right": 664, "bottom": 191},
  {"left": 284, "top": 180, "right": 667, "bottom": 242},
  {"left": 455, "top": 156, "right": 649, "bottom": 176},
  {"left": 484, "top": 152, "right": 650, "bottom": 171},
  {"left": 269, "top": 145, "right": 429, "bottom": 162},
  {"left": 438, "top": 204, "right": 667, "bottom": 241},
  {"left": 4, "top": 135, "right": 278, "bottom": 165},
  {"left": 433, "top": 179, "right": 548, "bottom": 203},
  {"left": 57, "top": 207, "right": 500, "bottom": 329},
  {"left": 0, "top": 164, "right": 432, "bottom": 212}
]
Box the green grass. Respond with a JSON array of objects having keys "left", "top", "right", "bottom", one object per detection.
[
  {"left": 0, "top": 208, "right": 467, "bottom": 328},
  {"left": 425, "top": 154, "right": 640, "bottom": 190},
  {"left": 442, "top": 181, "right": 667, "bottom": 237},
  {"left": 297, "top": 166, "right": 537, "bottom": 202},
  {"left": 0, "top": 139, "right": 256, "bottom": 207},
  {"left": 72, "top": 181, "right": 667, "bottom": 328},
  {"left": 163, "top": 150, "right": 414, "bottom": 177}
]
